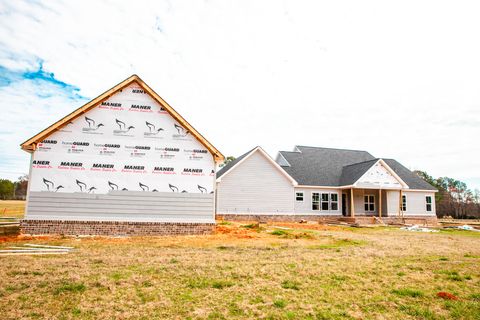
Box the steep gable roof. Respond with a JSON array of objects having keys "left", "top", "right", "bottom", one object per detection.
[
  {"left": 20, "top": 74, "right": 224, "bottom": 162},
  {"left": 216, "top": 146, "right": 297, "bottom": 185},
  {"left": 278, "top": 146, "right": 376, "bottom": 186},
  {"left": 339, "top": 159, "right": 379, "bottom": 186}
]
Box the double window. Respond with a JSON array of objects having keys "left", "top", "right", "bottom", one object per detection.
[
  {"left": 364, "top": 195, "right": 375, "bottom": 212},
  {"left": 296, "top": 192, "right": 304, "bottom": 202},
  {"left": 426, "top": 196, "right": 432, "bottom": 212},
  {"left": 401, "top": 195, "right": 407, "bottom": 211}
]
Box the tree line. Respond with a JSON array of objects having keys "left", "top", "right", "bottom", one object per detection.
[
  {"left": 414, "top": 171, "right": 480, "bottom": 219},
  {"left": 0, "top": 175, "right": 28, "bottom": 200}
]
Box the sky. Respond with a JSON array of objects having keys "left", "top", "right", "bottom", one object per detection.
[{"left": 0, "top": 0, "right": 479, "bottom": 190}]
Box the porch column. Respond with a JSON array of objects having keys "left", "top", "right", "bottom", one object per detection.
[
  {"left": 350, "top": 188, "right": 355, "bottom": 217},
  {"left": 379, "top": 189, "right": 382, "bottom": 218}
]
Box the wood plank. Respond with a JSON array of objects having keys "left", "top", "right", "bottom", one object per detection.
[
  {"left": 379, "top": 189, "right": 382, "bottom": 218},
  {"left": 350, "top": 188, "right": 355, "bottom": 217}
]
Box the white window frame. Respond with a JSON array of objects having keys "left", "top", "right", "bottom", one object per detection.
[
  {"left": 295, "top": 192, "right": 304, "bottom": 202},
  {"left": 321, "top": 193, "right": 329, "bottom": 211},
  {"left": 312, "top": 193, "right": 320, "bottom": 211},
  {"left": 426, "top": 196, "right": 432, "bottom": 212},
  {"left": 330, "top": 193, "right": 339, "bottom": 211},
  {"left": 364, "top": 194, "right": 375, "bottom": 212},
  {"left": 401, "top": 195, "right": 407, "bottom": 211}
]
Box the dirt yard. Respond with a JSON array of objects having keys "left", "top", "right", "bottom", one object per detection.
[{"left": 0, "top": 221, "right": 479, "bottom": 319}]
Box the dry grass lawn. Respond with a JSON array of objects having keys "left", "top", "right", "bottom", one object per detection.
[
  {"left": 0, "top": 221, "right": 479, "bottom": 319},
  {"left": 0, "top": 200, "right": 25, "bottom": 219}
]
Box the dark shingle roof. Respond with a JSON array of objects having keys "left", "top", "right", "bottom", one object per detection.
[
  {"left": 339, "top": 159, "right": 379, "bottom": 186},
  {"left": 278, "top": 146, "right": 436, "bottom": 191},
  {"left": 383, "top": 159, "right": 437, "bottom": 190},
  {"left": 216, "top": 146, "right": 258, "bottom": 179},
  {"left": 279, "top": 146, "right": 376, "bottom": 186}
]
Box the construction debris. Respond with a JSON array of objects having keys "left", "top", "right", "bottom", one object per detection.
[
  {"left": 443, "top": 224, "right": 480, "bottom": 232},
  {"left": 456, "top": 225, "right": 479, "bottom": 231},
  {"left": 400, "top": 225, "right": 439, "bottom": 232},
  {"left": 0, "top": 243, "right": 74, "bottom": 256}
]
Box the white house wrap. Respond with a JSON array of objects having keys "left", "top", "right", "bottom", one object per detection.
[{"left": 21, "top": 75, "right": 224, "bottom": 235}]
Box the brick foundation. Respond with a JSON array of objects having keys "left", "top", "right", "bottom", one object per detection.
[
  {"left": 217, "top": 214, "right": 438, "bottom": 226},
  {"left": 20, "top": 220, "right": 215, "bottom": 236},
  {"left": 339, "top": 216, "right": 438, "bottom": 226},
  {"left": 216, "top": 214, "right": 342, "bottom": 223}
]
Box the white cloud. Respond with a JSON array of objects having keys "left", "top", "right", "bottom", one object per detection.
[{"left": 0, "top": 0, "right": 479, "bottom": 188}]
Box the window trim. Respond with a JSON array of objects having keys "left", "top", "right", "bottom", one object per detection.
[
  {"left": 330, "top": 193, "right": 339, "bottom": 211},
  {"left": 295, "top": 192, "right": 304, "bottom": 202},
  {"left": 312, "top": 192, "right": 320, "bottom": 211},
  {"left": 364, "top": 194, "right": 375, "bottom": 212},
  {"left": 426, "top": 196, "right": 432, "bottom": 212}
]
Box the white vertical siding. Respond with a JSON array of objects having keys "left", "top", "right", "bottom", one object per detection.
[
  {"left": 294, "top": 188, "right": 342, "bottom": 215},
  {"left": 216, "top": 151, "right": 294, "bottom": 214}
]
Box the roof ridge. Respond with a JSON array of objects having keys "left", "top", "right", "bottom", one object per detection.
[
  {"left": 295, "top": 145, "right": 370, "bottom": 153},
  {"left": 342, "top": 158, "right": 380, "bottom": 168}
]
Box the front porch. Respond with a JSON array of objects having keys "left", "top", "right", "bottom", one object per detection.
[
  {"left": 339, "top": 188, "right": 437, "bottom": 226},
  {"left": 341, "top": 188, "right": 404, "bottom": 218}
]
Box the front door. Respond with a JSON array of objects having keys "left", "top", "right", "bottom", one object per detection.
[{"left": 342, "top": 193, "right": 347, "bottom": 216}]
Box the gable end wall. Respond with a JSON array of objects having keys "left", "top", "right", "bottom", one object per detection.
[{"left": 216, "top": 151, "right": 294, "bottom": 214}]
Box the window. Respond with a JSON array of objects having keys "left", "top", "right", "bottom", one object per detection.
[
  {"left": 401, "top": 195, "right": 407, "bottom": 211},
  {"left": 296, "top": 192, "right": 304, "bottom": 201},
  {"left": 330, "top": 193, "right": 339, "bottom": 211},
  {"left": 312, "top": 193, "right": 320, "bottom": 210},
  {"left": 426, "top": 196, "right": 432, "bottom": 212},
  {"left": 364, "top": 195, "right": 375, "bottom": 212},
  {"left": 321, "top": 193, "right": 329, "bottom": 210}
]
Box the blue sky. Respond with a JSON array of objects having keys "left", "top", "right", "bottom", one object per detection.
[{"left": 0, "top": 0, "right": 479, "bottom": 190}]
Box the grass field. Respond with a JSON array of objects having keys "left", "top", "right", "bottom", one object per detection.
[
  {"left": 0, "top": 200, "right": 25, "bottom": 219},
  {"left": 0, "top": 221, "right": 479, "bottom": 319}
]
